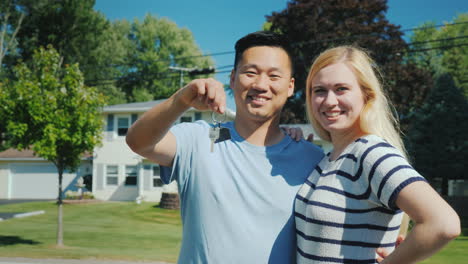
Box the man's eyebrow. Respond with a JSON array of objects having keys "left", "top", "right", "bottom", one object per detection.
[
  {"left": 240, "top": 64, "right": 284, "bottom": 72},
  {"left": 239, "top": 64, "right": 259, "bottom": 70}
]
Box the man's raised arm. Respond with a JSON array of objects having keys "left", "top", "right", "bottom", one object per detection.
[{"left": 126, "top": 78, "right": 226, "bottom": 167}]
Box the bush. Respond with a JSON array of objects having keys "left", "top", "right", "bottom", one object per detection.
[{"left": 65, "top": 190, "right": 94, "bottom": 200}]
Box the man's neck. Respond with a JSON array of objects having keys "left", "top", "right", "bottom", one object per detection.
[{"left": 234, "top": 116, "right": 284, "bottom": 146}]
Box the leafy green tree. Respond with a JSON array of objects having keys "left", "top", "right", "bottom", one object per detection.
[
  {"left": 2, "top": 2, "right": 213, "bottom": 104},
  {"left": 1, "top": 0, "right": 128, "bottom": 104},
  {"left": 0, "top": 46, "right": 105, "bottom": 246},
  {"left": 266, "top": 0, "right": 432, "bottom": 124},
  {"left": 12, "top": 0, "right": 109, "bottom": 77},
  {"left": 0, "top": 0, "right": 24, "bottom": 74},
  {"left": 406, "top": 73, "right": 468, "bottom": 195},
  {"left": 408, "top": 13, "right": 468, "bottom": 97},
  {"left": 117, "top": 14, "right": 214, "bottom": 102}
]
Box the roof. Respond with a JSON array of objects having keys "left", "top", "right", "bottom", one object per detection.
[
  {"left": 103, "top": 99, "right": 166, "bottom": 113},
  {"left": 0, "top": 148, "right": 93, "bottom": 160},
  {"left": 102, "top": 99, "right": 236, "bottom": 117},
  {"left": 0, "top": 149, "right": 37, "bottom": 160}
]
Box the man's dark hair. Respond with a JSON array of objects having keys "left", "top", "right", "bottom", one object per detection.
[{"left": 234, "top": 31, "right": 295, "bottom": 76}]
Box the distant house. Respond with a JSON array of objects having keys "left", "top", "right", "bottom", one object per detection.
[
  {"left": 0, "top": 148, "right": 92, "bottom": 199},
  {"left": 91, "top": 100, "right": 235, "bottom": 202}
]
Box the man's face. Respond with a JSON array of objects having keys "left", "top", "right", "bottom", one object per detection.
[{"left": 230, "top": 46, "right": 294, "bottom": 123}]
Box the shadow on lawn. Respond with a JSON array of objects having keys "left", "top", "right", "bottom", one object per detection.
[{"left": 0, "top": 235, "right": 40, "bottom": 246}]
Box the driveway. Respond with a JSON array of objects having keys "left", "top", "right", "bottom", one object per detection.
[
  {"left": 0, "top": 199, "right": 52, "bottom": 221},
  {"left": 0, "top": 199, "right": 54, "bottom": 206}
]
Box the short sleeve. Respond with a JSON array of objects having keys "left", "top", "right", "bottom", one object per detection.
[
  {"left": 361, "top": 140, "right": 426, "bottom": 210},
  {"left": 160, "top": 120, "right": 210, "bottom": 189}
]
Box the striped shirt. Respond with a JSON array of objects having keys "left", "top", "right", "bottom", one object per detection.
[{"left": 295, "top": 135, "right": 426, "bottom": 264}]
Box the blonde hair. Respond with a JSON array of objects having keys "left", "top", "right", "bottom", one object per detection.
[{"left": 305, "top": 46, "right": 406, "bottom": 156}]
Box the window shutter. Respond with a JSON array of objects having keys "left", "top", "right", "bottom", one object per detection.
[
  {"left": 131, "top": 114, "right": 138, "bottom": 124},
  {"left": 144, "top": 165, "right": 151, "bottom": 191},
  {"left": 96, "top": 164, "right": 104, "bottom": 190},
  {"left": 107, "top": 114, "right": 114, "bottom": 131}
]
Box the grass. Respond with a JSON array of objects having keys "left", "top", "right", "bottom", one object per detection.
[
  {"left": 0, "top": 201, "right": 182, "bottom": 263},
  {"left": 0, "top": 201, "right": 467, "bottom": 263},
  {"left": 420, "top": 237, "right": 468, "bottom": 264}
]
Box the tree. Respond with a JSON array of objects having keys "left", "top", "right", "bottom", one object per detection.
[
  {"left": 0, "top": 0, "right": 24, "bottom": 74},
  {"left": 116, "top": 14, "right": 214, "bottom": 102},
  {"left": 0, "top": 46, "right": 105, "bottom": 246},
  {"left": 406, "top": 73, "right": 468, "bottom": 195},
  {"left": 11, "top": 0, "right": 108, "bottom": 77},
  {"left": 266, "top": 0, "right": 432, "bottom": 124},
  {"left": 1, "top": 0, "right": 129, "bottom": 104},
  {"left": 408, "top": 13, "right": 468, "bottom": 97},
  {"left": 1, "top": 2, "right": 213, "bottom": 104}
]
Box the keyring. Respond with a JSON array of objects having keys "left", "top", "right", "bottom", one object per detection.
[{"left": 211, "top": 111, "right": 227, "bottom": 124}]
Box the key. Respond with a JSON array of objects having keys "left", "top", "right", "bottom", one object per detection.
[
  {"left": 209, "top": 125, "right": 220, "bottom": 152},
  {"left": 216, "top": 127, "right": 231, "bottom": 143}
]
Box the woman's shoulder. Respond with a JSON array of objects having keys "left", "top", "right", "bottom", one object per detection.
[{"left": 353, "top": 134, "right": 404, "bottom": 162}]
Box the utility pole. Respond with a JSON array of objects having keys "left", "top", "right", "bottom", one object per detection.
[
  {"left": 169, "top": 66, "right": 216, "bottom": 87},
  {"left": 168, "top": 66, "right": 194, "bottom": 87}
]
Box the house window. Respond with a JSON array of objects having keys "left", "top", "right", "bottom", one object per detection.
[
  {"left": 194, "top": 112, "right": 202, "bottom": 120},
  {"left": 125, "top": 165, "right": 138, "bottom": 186},
  {"left": 153, "top": 165, "right": 164, "bottom": 187},
  {"left": 117, "top": 116, "right": 130, "bottom": 136},
  {"left": 106, "top": 165, "right": 118, "bottom": 185},
  {"left": 180, "top": 116, "right": 192, "bottom": 123}
]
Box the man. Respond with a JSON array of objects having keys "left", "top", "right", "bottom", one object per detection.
[{"left": 126, "top": 31, "right": 324, "bottom": 263}]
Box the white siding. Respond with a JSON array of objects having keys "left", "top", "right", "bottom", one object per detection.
[
  {"left": 9, "top": 163, "right": 77, "bottom": 199},
  {"left": 0, "top": 164, "right": 9, "bottom": 199}
]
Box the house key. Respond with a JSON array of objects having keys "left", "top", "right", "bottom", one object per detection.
[
  {"left": 209, "top": 124, "right": 220, "bottom": 152},
  {"left": 209, "top": 111, "right": 226, "bottom": 152}
]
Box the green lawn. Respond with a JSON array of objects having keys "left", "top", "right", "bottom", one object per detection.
[
  {"left": 0, "top": 201, "right": 182, "bottom": 263},
  {"left": 0, "top": 201, "right": 466, "bottom": 263}
]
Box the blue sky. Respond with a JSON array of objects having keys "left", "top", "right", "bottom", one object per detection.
[{"left": 94, "top": 0, "right": 466, "bottom": 109}]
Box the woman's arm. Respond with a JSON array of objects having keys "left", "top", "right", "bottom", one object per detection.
[{"left": 380, "top": 181, "right": 460, "bottom": 263}]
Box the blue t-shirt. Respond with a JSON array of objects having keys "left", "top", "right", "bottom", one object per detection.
[{"left": 161, "top": 121, "right": 324, "bottom": 264}]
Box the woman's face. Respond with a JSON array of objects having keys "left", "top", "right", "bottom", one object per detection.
[{"left": 309, "top": 62, "right": 366, "bottom": 139}]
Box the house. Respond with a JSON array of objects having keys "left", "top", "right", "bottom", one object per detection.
[
  {"left": 91, "top": 100, "right": 236, "bottom": 202},
  {"left": 0, "top": 100, "right": 225, "bottom": 201},
  {"left": 0, "top": 148, "right": 92, "bottom": 199}
]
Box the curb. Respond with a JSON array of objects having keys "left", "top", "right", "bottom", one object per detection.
[{"left": 0, "top": 210, "right": 45, "bottom": 221}]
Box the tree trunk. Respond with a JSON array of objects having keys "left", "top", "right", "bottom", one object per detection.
[{"left": 57, "top": 169, "right": 64, "bottom": 246}]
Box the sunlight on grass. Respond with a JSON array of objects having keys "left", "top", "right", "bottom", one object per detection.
[
  {"left": 0, "top": 201, "right": 181, "bottom": 263},
  {"left": 0, "top": 201, "right": 466, "bottom": 263}
]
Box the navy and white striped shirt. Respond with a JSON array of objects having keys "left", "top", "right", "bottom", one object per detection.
[{"left": 295, "top": 135, "right": 426, "bottom": 264}]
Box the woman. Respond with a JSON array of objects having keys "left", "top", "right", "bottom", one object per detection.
[{"left": 295, "top": 46, "right": 460, "bottom": 263}]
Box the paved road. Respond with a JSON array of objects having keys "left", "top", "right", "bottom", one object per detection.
[{"left": 0, "top": 258, "right": 172, "bottom": 264}]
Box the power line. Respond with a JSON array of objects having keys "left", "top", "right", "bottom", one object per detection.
[
  {"left": 408, "top": 35, "right": 468, "bottom": 46},
  {"left": 84, "top": 22, "right": 468, "bottom": 85},
  {"left": 86, "top": 41, "right": 468, "bottom": 85},
  {"left": 406, "top": 42, "right": 468, "bottom": 53},
  {"left": 81, "top": 21, "right": 468, "bottom": 70},
  {"left": 401, "top": 21, "right": 468, "bottom": 33}
]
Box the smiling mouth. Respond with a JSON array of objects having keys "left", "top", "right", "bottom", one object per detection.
[
  {"left": 248, "top": 95, "right": 269, "bottom": 102},
  {"left": 323, "top": 111, "right": 342, "bottom": 117}
]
